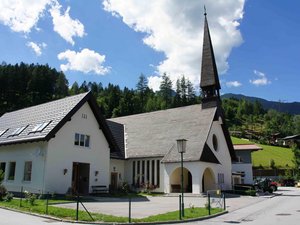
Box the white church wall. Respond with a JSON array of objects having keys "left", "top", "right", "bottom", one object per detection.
[{"left": 207, "top": 120, "right": 233, "bottom": 190}]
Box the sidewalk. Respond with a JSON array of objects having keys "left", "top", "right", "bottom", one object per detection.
[{"left": 55, "top": 194, "right": 266, "bottom": 219}]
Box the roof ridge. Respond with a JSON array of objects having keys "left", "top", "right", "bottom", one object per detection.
[{"left": 2, "top": 92, "right": 90, "bottom": 116}]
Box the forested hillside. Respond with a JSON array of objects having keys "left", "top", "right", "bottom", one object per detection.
[
  {"left": 222, "top": 93, "right": 300, "bottom": 115},
  {"left": 0, "top": 63, "right": 200, "bottom": 118},
  {"left": 1, "top": 62, "right": 300, "bottom": 141},
  {"left": 0, "top": 62, "right": 68, "bottom": 115}
]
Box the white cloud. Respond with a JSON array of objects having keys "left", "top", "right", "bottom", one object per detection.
[
  {"left": 148, "top": 76, "right": 162, "bottom": 92},
  {"left": 103, "top": 0, "right": 245, "bottom": 90},
  {"left": 226, "top": 81, "right": 242, "bottom": 87},
  {"left": 0, "top": 0, "right": 85, "bottom": 45},
  {"left": 49, "top": 1, "right": 85, "bottom": 45},
  {"left": 0, "top": 0, "right": 52, "bottom": 33},
  {"left": 26, "top": 41, "right": 47, "bottom": 56},
  {"left": 250, "top": 70, "right": 271, "bottom": 86},
  {"left": 58, "top": 48, "right": 110, "bottom": 75}
]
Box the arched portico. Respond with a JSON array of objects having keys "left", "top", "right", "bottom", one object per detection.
[
  {"left": 170, "top": 167, "right": 192, "bottom": 193},
  {"left": 202, "top": 167, "right": 216, "bottom": 193}
]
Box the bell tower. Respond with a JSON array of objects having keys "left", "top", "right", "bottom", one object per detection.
[{"left": 200, "top": 11, "right": 221, "bottom": 109}]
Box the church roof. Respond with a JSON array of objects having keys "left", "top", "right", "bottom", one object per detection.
[
  {"left": 200, "top": 14, "right": 221, "bottom": 90},
  {"left": 0, "top": 92, "right": 119, "bottom": 154},
  {"left": 108, "top": 105, "right": 218, "bottom": 163}
]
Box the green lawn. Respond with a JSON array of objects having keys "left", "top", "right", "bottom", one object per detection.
[
  {"left": 231, "top": 137, "right": 294, "bottom": 168},
  {"left": 0, "top": 199, "right": 223, "bottom": 223}
]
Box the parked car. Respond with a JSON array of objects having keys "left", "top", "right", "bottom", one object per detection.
[{"left": 280, "top": 178, "right": 295, "bottom": 187}]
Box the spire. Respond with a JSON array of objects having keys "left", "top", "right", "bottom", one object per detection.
[{"left": 200, "top": 11, "right": 221, "bottom": 108}]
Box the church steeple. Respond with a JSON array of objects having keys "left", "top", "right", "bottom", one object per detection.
[{"left": 200, "top": 11, "right": 221, "bottom": 108}]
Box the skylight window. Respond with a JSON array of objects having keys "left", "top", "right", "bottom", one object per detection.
[
  {"left": 29, "top": 121, "right": 52, "bottom": 134},
  {"left": 0, "top": 129, "right": 8, "bottom": 137},
  {"left": 9, "top": 126, "right": 28, "bottom": 137},
  {"left": 31, "top": 123, "right": 43, "bottom": 132}
]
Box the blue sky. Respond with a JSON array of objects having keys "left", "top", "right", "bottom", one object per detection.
[{"left": 0, "top": 0, "right": 299, "bottom": 102}]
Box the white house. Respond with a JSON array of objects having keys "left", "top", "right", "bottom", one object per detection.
[
  {"left": 0, "top": 13, "right": 238, "bottom": 195},
  {"left": 0, "top": 93, "right": 119, "bottom": 195},
  {"left": 232, "top": 144, "right": 262, "bottom": 184}
]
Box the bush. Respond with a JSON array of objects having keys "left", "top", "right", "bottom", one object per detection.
[
  {"left": 4, "top": 192, "right": 13, "bottom": 202},
  {"left": 0, "top": 184, "right": 7, "bottom": 201},
  {"left": 245, "top": 190, "right": 257, "bottom": 196},
  {"left": 24, "top": 191, "right": 37, "bottom": 206}
]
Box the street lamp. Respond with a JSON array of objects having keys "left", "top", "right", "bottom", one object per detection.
[{"left": 177, "top": 139, "right": 187, "bottom": 217}]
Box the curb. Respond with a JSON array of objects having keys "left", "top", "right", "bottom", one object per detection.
[{"left": 0, "top": 206, "right": 228, "bottom": 224}]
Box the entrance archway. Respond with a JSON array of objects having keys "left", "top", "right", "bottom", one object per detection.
[
  {"left": 202, "top": 168, "right": 215, "bottom": 193},
  {"left": 170, "top": 167, "right": 192, "bottom": 193}
]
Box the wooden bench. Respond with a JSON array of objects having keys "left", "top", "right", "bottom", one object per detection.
[
  {"left": 91, "top": 185, "right": 109, "bottom": 194},
  {"left": 171, "top": 184, "right": 181, "bottom": 193}
]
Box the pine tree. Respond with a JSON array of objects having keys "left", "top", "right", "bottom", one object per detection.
[{"left": 159, "top": 73, "right": 173, "bottom": 109}]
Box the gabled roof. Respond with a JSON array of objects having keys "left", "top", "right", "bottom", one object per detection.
[
  {"left": 108, "top": 105, "right": 218, "bottom": 163},
  {"left": 234, "top": 144, "right": 262, "bottom": 152},
  {"left": 281, "top": 134, "right": 300, "bottom": 140},
  {"left": 200, "top": 14, "right": 221, "bottom": 90},
  {"left": 0, "top": 92, "right": 119, "bottom": 153}
]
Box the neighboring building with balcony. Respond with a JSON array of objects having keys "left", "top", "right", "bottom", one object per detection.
[{"left": 232, "top": 144, "right": 262, "bottom": 185}]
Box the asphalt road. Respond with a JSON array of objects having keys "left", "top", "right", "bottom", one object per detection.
[
  {"left": 187, "top": 187, "right": 300, "bottom": 225},
  {"left": 0, "top": 187, "right": 299, "bottom": 225}
]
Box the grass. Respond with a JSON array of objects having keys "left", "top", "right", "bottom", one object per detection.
[
  {"left": 0, "top": 199, "right": 223, "bottom": 223},
  {"left": 231, "top": 137, "right": 294, "bottom": 168},
  {"left": 251, "top": 144, "right": 294, "bottom": 168},
  {"left": 231, "top": 137, "right": 254, "bottom": 144}
]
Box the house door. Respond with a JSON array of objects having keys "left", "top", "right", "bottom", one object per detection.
[
  {"left": 72, "top": 162, "right": 90, "bottom": 195},
  {"left": 111, "top": 172, "right": 118, "bottom": 191}
]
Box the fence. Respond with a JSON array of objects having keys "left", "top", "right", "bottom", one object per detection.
[
  {"left": 4, "top": 187, "right": 226, "bottom": 223},
  {"left": 207, "top": 189, "right": 226, "bottom": 215}
]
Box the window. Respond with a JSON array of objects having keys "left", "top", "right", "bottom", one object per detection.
[
  {"left": 8, "top": 162, "right": 16, "bottom": 180},
  {"left": 146, "top": 160, "right": 150, "bottom": 182},
  {"left": 0, "top": 129, "right": 8, "bottom": 137},
  {"left": 156, "top": 160, "right": 160, "bottom": 187},
  {"left": 80, "top": 134, "right": 84, "bottom": 146},
  {"left": 0, "top": 162, "right": 6, "bottom": 174},
  {"left": 141, "top": 161, "right": 145, "bottom": 183},
  {"left": 212, "top": 134, "right": 218, "bottom": 151},
  {"left": 151, "top": 160, "right": 155, "bottom": 185},
  {"left": 23, "top": 161, "right": 32, "bottom": 181},
  {"left": 132, "top": 159, "right": 160, "bottom": 188},
  {"left": 9, "top": 126, "right": 28, "bottom": 137},
  {"left": 84, "top": 135, "right": 90, "bottom": 147},
  {"left": 132, "top": 161, "right": 135, "bottom": 185},
  {"left": 237, "top": 156, "right": 243, "bottom": 163},
  {"left": 218, "top": 173, "right": 224, "bottom": 184},
  {"left": 30, "top": 121, "right": 52, "bottom": 134},
  {"left": 74, "top": 133, "right": 90, "bottom": 148},
  {"left": 74, "top": 133, "right": 79, "bottom": 145}
]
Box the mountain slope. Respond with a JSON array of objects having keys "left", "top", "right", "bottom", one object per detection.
[{"left": 222, "top": 93, "right": 300, "bottom": 115}]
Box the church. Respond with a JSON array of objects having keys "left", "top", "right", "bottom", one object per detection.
[
  {"left": 0, "top": 13, "right": 236, "bottom": 195},
  {"left": 108, "top": 13, "right": 235, "bottom": 194}
]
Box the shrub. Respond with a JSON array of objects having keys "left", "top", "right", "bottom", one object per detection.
[
  {"left": 4, "top": 192, "right": 13, "bottom": 202},
  {"left": 0, "top": 184, "right": 7, "bottom": 201},
  {"left": 24, "top": 191, "right": 37, "bottom": 206},
  {"left": 120, "top": 182, "right": 130, "bottom": 194},
  {"left": 0, "top": 170, "right": 4, "bottom": 183},
  {"left": 245, "top": 190, "right": 257, "bottom": 196}
]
